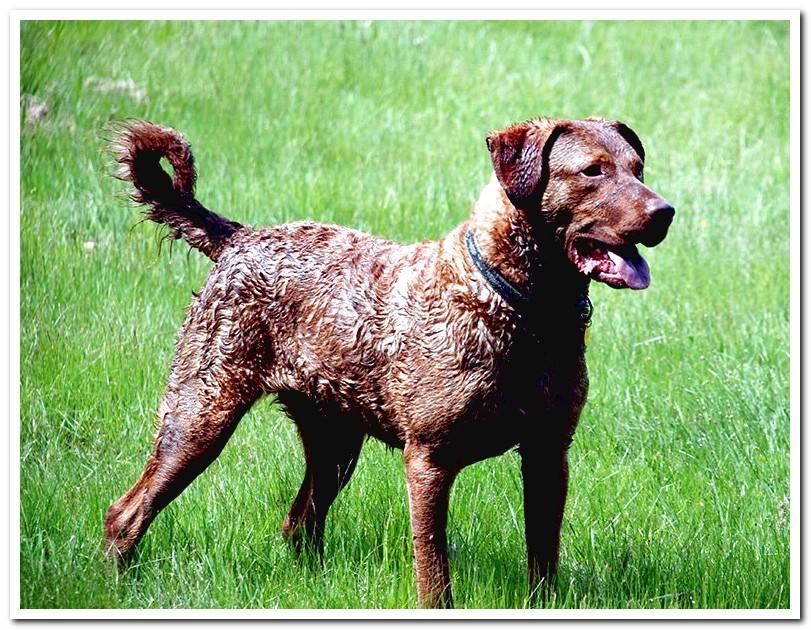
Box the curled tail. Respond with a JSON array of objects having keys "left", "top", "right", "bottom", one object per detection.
[{"left": 112, "top": 120, "right": 244, "bottom": 261}]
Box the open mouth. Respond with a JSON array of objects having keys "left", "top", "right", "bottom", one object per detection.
[{"left": 570, "top": 237, "right": 651, "bottom": 290}]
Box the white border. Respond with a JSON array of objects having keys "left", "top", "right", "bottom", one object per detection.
[
  {"left": 8, "top": 607, "right": 805, "bottom": 620},
  {"left": 8, "top": 8, "right": 804, "bottom": 20},
  {"left": 9, "top": 6, "right": 21, "bottom": 627},
  {"left": 10, "top": 8, "right": 800, "bottom": 621},
  {"left": 789, "top": 7, "right": 801, "bottom": 624}
]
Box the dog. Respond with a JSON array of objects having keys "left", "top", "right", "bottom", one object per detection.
[{"left": 104, "top": 117, "right": 674, "bottom": 608}]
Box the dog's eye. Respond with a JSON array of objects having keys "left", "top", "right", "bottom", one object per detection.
[{"left": 581, "top": 164, "right": 603, "bottom": 177}]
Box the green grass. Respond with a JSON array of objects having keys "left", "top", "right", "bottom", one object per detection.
[{"left": 19, "top": 20, "right": 790, "bottom": 609}]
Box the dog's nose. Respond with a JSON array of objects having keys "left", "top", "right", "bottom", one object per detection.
[
  {"left": 647, "top": 200, "right": 675, "bottom": 224},
  {"left": 639, "top": 199, "right": 675, "bottom": 247}
]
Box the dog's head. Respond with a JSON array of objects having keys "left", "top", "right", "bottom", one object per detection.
[{"left": 486, "top": 117, "right": 674, "bottom": 290}]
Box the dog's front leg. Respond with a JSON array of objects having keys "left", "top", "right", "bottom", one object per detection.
[
  {"left": 520, "top": 439, "right": 570, "bottom": 601},
  {"left": 404, "top": 443, "right": 456, "bottom": 608}
]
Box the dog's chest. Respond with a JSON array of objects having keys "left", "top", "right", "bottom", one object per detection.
[
  {"left": 497, "top": 325, "right": 588, "bottom": 416},
  {"left": 427, "top": 325, "right": 588, "bottom": 467}
]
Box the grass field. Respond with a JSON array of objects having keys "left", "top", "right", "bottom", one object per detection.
[{"left": 19, "top": 20, "right": 790, "bottom": 610}]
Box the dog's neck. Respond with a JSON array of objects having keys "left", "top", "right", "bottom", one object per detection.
[{"left": 467, "top": 175, "right": 590, "bottom": 306}]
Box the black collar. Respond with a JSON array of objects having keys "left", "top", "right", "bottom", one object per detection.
[{"left": 465, "top": 230, "right": 593, "bottom": 329}]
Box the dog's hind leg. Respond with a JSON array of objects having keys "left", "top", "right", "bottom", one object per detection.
[
  {"left": 278, "top": 392, "right": 365, "bottom": 556},
  {"left": 104, "top": 378, "right": 260, "bottom": 567},
  {"left": 104, "top": 264, "right": 278, "bottom": 567},
  {"left": 104, "top": 390, "right": 258, "bottom": 565}
]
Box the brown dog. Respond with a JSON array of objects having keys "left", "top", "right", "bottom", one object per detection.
[{"left": 104, "top": 117, "right": 673, "bottom": 608}]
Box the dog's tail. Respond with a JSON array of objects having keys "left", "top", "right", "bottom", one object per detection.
[{"left": 111, "top": 120, "right": 244, "bottom": 261}]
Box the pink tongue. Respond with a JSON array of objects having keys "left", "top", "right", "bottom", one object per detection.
[{"left": 607, "top": 249, "right": 650, "bottom": 290}]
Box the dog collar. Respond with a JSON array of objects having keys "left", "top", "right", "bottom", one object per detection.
[
  {"left": 465, "top": 230, "right": 530, "bottom": 311},
  {"left": 464, "top": 230, "right": 593, "bottom": 329}
]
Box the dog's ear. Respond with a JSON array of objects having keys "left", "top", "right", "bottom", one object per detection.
[
  {"left": 486, "top": 118, "right": 567, "bottom": 208},
  {"left": 612, "top": 121, "right": 645, "bottom": 163}
]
